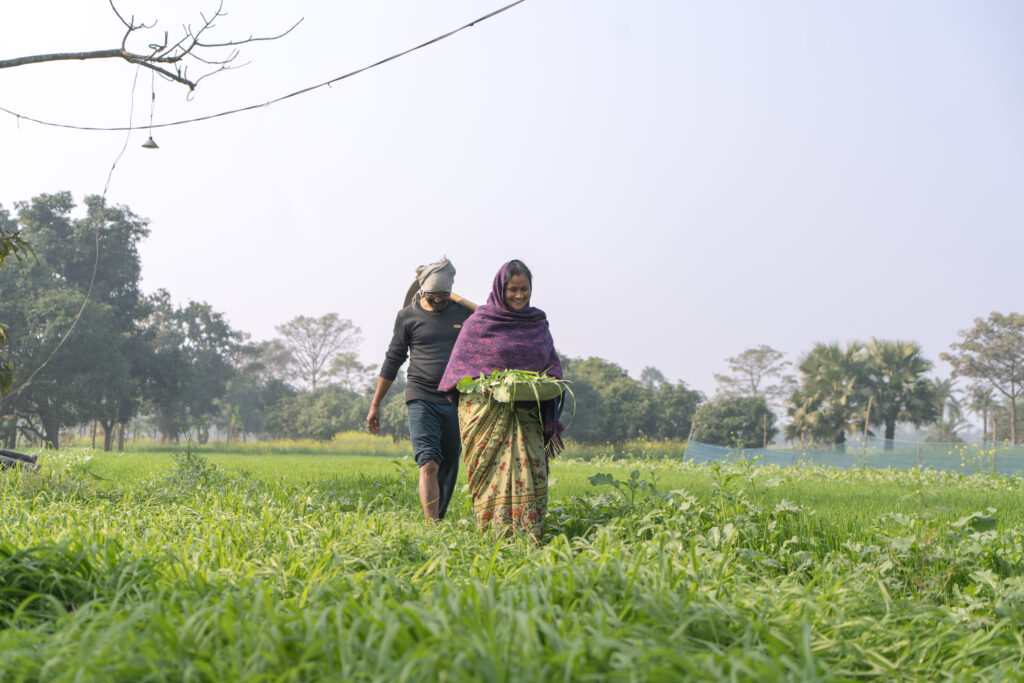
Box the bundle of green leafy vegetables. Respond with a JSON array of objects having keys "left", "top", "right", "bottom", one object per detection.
[{"left": 455, "top": 369, "right": 571, "bottom": 403}]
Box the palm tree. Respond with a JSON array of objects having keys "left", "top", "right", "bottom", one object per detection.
[
  {"left": 787, "top": 342, "right": 869, "bottom": 449},
  {"left": 967, "top": 386, "right": 997, "bottom": 441},
  {"left": 927, "top": 378, "right": 966, "bottom": 442},
  {"left": 863, "top": 339, "right": 940, "bottom": 448},
  {"left": 932, "top": 378, "right": 962, "bottom": 421}
]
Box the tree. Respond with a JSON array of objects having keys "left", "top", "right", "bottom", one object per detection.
[
  {"left": 556, "top": 358, "right": 606, "bottom": 443},
  {"left": 141, "top": 290, "right": 242, "bottom": 443},
  {"left": 931, "top": 378, "right": 963, "bottom": 423},
  {"left": 561, "top": 357, "right": 651, "bottom": 443},
  {"left": 967, "top": 386, "right": 998, "bottom": 441},
  {"left": 253, "top": 339, "right": 293, "bottom": 383},
  {"left": 0, "top": 193, "right": 150, "bottom": 449},
  {"left": 4, "top": 290, "right": 133, "bottom": 449},
  {"left": 375, "top": 369, "right": 408, "bottom": 442},
  {"left": 988, "top": 399, "right": 1016, "bottom": 443},
  {"left": 0, "top": 329, "right": 10, "bottom": 398},
  {"left": 692, "top": 396, "right": 777, "bottom": 448},
  {"left": 275, "top": 313, "right": 361, "bottom": 391},
  {"left": 263, "top": 386, "right": 363, "bottom": 441},
  {"left": 714, "top": 345, "right": 795, "bottom": 412},
  {"left": 0, "top": 207, "right": 32, "bottom": 270},
  {"left": 786, "top": 342, "right": 869, "bottom": 448},
  {"left": 0, "top": 206, "right": 29, "bottom": 396},
  {"left": 559, "top": 357, "right": 699, "bottom": 444},
  {"left": 941, "top": 312, "right": 1024, "bottom": 444},
  {"left": 863, "top": 339, "right": 939, "bottom": 446},
  {"left": 0, "top": 1, "right": 301, "bottom": 92},
  {"left": 640, "top": 366, "right": 667, "bottom": 388},
  {"left": 925, "top": 378, "right": 967, "bottom": 443},
  {"left": 379, "top": 397, "right": 410, "bottom": 443},
  {"left": 330, "top": 352, "right": 375, "bottom": 394},
  {"left": 219, "top": 342, "right": 296, "bottom": 439},
  {"left": 647, "top": 380, "right": 702, "bottom": 441}
]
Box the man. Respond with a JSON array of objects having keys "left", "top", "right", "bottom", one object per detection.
[{"left": 366, "top": 258, "right": 473, "bottom": 520}]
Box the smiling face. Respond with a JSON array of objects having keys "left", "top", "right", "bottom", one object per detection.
[{"left": 503, "top": 273, "right": 531, "bottom": 311}]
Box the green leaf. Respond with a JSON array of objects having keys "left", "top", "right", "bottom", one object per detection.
[
  {"left": 952, "top": 512, "right": 997, "bottom": 533},
  {"left": 588, "top": 473, "right": 619, "bottom": 488}
]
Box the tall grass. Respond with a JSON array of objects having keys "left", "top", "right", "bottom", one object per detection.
[
  {"left": 69, "top": 433, "right": 688, "bottom": 461},
  {"left": 69, "top": 431, "right": 415, "bottom": 457},
  {"left": 2, "top": 448, "right": 1023, "bottom": 680}
]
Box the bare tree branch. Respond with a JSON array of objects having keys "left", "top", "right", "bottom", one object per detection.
[
  {"left": 0, "top": 1, "right": 302, "bottom": 91},
  {"left": 107, "top": 1, "right": 156, "bottom": 33}
]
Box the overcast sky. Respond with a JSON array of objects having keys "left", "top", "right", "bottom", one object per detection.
[{"left": 2, "top": 0, "right": 1022, "bottom": 396}]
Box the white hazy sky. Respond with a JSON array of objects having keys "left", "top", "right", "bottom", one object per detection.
[{"left": 2, "top": 0, "right": 1022, "bottom": 396}]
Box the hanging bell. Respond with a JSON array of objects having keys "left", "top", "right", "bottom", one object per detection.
[{"left": 141, "top": 136, "right": 159, "bottom": 149}]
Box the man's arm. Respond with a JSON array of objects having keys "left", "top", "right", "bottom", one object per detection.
[
  {"left": 367, "top": 312, "right": 409, "bottom": 434},
  {"left": 365, "top": 377, "right": 394, "bottom": 435}
]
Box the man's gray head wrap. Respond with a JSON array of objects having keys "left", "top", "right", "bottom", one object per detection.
[
  {"left": 403, "top": 257, "right": 455, "bottom": 307},
  {"left": 416, "top": 258, "right": 455, "bottom": 294}
]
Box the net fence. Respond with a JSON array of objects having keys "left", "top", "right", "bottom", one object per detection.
[{"left": 683, "top": 435, "right": 1024, "bottom": 476}]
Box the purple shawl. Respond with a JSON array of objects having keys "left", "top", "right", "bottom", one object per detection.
[{"left": 439, "top": 261, "right": 564, "bottom": 453}]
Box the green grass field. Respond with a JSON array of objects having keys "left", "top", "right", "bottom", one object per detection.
[{"left": 2, "top": 443, "right": 1024, "bottom": 681}]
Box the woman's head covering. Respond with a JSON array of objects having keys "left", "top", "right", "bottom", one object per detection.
[
  {"left": 402, "top": 257, "right": 456, "bottom": 307},
  {"left": 439, "top": 260, "right": 564, "bottom": 454}
]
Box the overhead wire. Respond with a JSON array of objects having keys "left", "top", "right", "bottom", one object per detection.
[{"left": 0, "top": 0, "right": 528, "bottom": 134}]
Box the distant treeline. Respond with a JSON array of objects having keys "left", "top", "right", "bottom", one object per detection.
[
  {"left": 0, "top": 192, "right": 699, "bottom": 450},
  {"left": 3, "top": 193, "right": 1021, "bottom": 451}
]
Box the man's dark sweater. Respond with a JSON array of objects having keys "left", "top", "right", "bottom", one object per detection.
[{"left": 380, "top": 302, "right": 473, "bottom": 404}]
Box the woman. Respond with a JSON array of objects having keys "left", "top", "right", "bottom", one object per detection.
[{"left": 438, "top": 260, "right": 564, "bottom": 540}]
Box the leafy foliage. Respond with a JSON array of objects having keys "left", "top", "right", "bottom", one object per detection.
[
  {"left": 785, "top": 340, "right": 948, "bottom": 449},
  {"left": 560, "top": 356, "right": 701, "bottom": 443},
  {"left": 275, "top": 313, "right": 361, "bottom": 391},
  {"left": 786, "top": 342, "right": 869, "bottom": 447},
  {"left": 692, "top": 396, "right": 778, "bottom": 447},
  {"left": 864, "top": 338, "right": 940, "bottom": 444},
  {"left": 0, "top": 206, "right": 32, "bottom": 395},
  {"left": 0, "top": 193, "right": 252, "bottom": 450},
  {"left": 713, "top": 344, "right": 795, "bottom": 411},
  {"left": 456, "top": 368, "right": 570, "bottom": 402},
  {"left": 0, "top": 193, "right": 150, "bottom": 449},
  {"left": 142, "top": 290, "right": 244, "bottom": 443},
  {"left": 942, "top": 312, "right": 1024, "bottom": 444},
  {"left": 0, "top": 207, "right": 32, "bottom": 270},
  {"left": 262, "top": 385, "right": 365, "bottom": 441}
]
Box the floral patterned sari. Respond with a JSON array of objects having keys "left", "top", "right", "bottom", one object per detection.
[{"left": 458, "top": 392, "right": 548, "bottom": 538}]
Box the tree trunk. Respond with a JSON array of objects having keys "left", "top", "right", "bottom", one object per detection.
[
  {"left": 884, "top": 420, "right": 896, "bottom": 448},
  {"left": 3, "top": 419, "right": 15, "bottom": 449},
  {"left": 157, "top": 413, "right": 180, "bottom": 444},
  {"left": 42, "top": 408, "right": 60, "bottom": 450},
  {"left": 117, "top": 422, "right": 125, "bottom": 452},
  {"left": 90, "top": 421, "right": 97, "bottom": 449},
  {"left": 1012, "top": 397, "right": 1018, "bottom": 445},
  {"left": 100, "top": 420, "right": 114, "bottom": 451}
]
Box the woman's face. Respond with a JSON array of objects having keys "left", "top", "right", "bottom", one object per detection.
[{"left": 504, "top": 273, "right": 531, "bottom": 311}]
